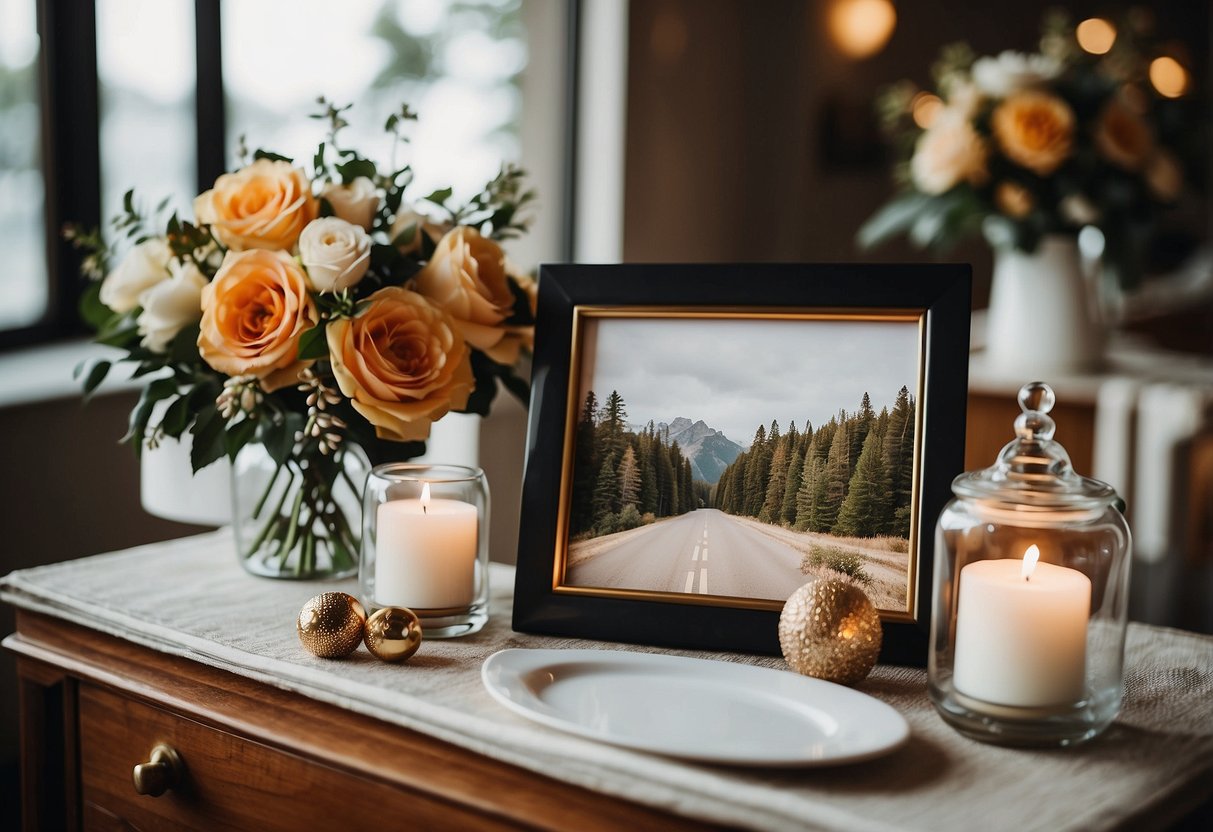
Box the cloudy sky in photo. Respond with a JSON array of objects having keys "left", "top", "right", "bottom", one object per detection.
[{"left": 577, "top": 316, "right": 920, "bottom": 447}]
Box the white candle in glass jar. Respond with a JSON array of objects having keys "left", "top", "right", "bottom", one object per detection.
[
  {"left": 375, "top": 483, "right": 478, "bottom": 610},
  {"left": 953, "top": 545, "right": 1091, "bottom": 708}
]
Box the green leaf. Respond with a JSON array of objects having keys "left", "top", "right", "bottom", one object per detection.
[
  {"left": 225, "top": 417, "right": 258, "bottom": 460},
  {"left": 79, "top": 281, "right": 113, "bottom": 330},
  {"left": 856, "top": 192, "right": 933, "bottom": 249},
  {"left": 160, "top": 395, "right": 191, "bottom": 438},
  {"left": 189, "top": 406, "right": 227, "bottom": 472},
  {"left": 391, "top": 222, "right": 417, "bottom": 249},
  {"left": 262, "top": 412, "right": 304, "bottom": 466},
  {"left": 253, "top": 149, "right": 293, "bottom": 163},
  {"left": 296, "top": 323, "right": 331, "bottom": 361},
  {"left": 81, "top": 360, "right": 112, "bottom": 399},
  {"left": 422, "top": 187, "right": 453, "bottom": 208},
  {"left": 463, "top": 350, "right": 501, "bottom": 416},
  {"left": 336, "top": 157, "right": 377, "bottom": 183},
  {"left": 168, "top": 322, "right": 201, "bottom": 363}
]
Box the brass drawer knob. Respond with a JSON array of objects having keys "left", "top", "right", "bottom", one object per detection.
[{"left": 132, "top": 743, "right": 184, "bottom": 797}]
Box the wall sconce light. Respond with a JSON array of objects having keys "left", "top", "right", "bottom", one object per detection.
[{"left": 828, "top": 0, "right": 896, "bottom": 60}]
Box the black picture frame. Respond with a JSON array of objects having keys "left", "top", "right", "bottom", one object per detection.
[{"left": 514, "top": 263, "right": 970, "bottom": 665}]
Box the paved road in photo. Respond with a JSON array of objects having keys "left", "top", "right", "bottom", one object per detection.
[{"left": 567, "top": 509, "right": 805, "bottom": 600}]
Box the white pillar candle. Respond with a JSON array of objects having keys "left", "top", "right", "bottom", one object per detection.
[
  {"left": 374, "top": 483, "right": 478, "bottom": 610},
  {"left": 953, "top": 545, "right": 1091, "bottom": 708}
]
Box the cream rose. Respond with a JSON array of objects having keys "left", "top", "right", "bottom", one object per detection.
[
  {"left": 910, "top": 111, "right": 989, "bottom": 195},
  {"left": 327, "top": 287, "right": 474, "bottom": 441},
  {"left": 972, "top": 51, "right": 1062, "bottom": 96},
  {"left": 991, "top": 90, "right": 1074, "bottom": 176},
  {"left": 390, "top": 207, "right": 450, "bottom": 256},
  {"left": 321, "top": 177, "right": 380, "bottom": 230},
  {"left": 1094, "top": 97, "right": 1154, "bottom": 172},
  {"left": 99, "top": 237, "right": 173, "bottom": 313},
  {"left": 299, "top": 217, "right": 371, "bottom": 293},
  {"left": 194, "top": 159, "right": 318, "bottom": 252},
  {"left": 137, "top": 260, "right": 207, "bottom": 352},
  {"left": 198, "top": 249, "right": 319, "bottom": 391},
  {"left": 412, "top": 227, "right": 524, "bottom": 363}
]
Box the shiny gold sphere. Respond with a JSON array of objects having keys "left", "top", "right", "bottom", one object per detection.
[
  {"left": 778, "top": 578, "right": 882, "bottom": 685},
  {"left": 363, "top": 606, "right": 423, "bottom": 662},
  {"left": 297, "top": 592, "right": 367, "bottom": 658}
]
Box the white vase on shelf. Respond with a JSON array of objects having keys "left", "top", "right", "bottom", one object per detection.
[
  {"left": 985, "top": 235, "right": 1104, "bottom": 378},
  {"left": 140, "top": 434, "right": 233, "bottom": 526}
]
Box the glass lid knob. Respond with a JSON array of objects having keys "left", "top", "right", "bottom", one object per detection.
[{"left": 1015, "top": 381, "right": 1056, "bottom": 441}]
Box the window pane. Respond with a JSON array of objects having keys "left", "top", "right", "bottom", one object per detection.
[
  {"left": 0, "top": 0, "right": 46, "bottom": 329},
  {"left": 222, "top": 0, "right": 527, "bottom": 203},
  {"left": 96, "top": 0, "right": 196, "bottom": 230}
]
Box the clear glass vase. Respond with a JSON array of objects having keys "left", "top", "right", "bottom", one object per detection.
[{"left": 232, "top": 442, "right": 370, "bottom": 580}]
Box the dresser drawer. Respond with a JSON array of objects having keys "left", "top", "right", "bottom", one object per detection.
[{"left": 78, "top": 683, "right": 517, "bottom": 831}]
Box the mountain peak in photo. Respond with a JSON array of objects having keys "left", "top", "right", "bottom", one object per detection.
[{"left": 657, "top": 417, "right": 742, "bottom": 485}]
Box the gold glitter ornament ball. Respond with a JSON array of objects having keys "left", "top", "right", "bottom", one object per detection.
[
  {"left": 778, "top": 578, "right": 882, "bottom": 685},
  {"left": 363, "top": 606, "right": 423, "bottom": 662},
  {"left": 297, "top": 592, "right": 367, "bottom": 658}
]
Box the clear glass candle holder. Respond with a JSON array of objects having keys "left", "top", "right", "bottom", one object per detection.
[
  {"left": 929, "top": 383, "right": 1131, "bottom": 747},
  {"left": 360, "top": 463, "right": 490, "bottom": 638}
]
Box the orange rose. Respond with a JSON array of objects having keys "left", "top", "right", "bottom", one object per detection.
[
  {"left": 327, "top": 287, "right": 474, "bottom": 441},
  {"left": 413, "top": 227, "right": 523, "bottom": 364},
  {"left": 198, "top": 249, "right": 318, "bottom": 391},
  {"left": 991, "top": 90, "right": 1074, "bottom": 176},
  {"left": 1094, "top": 96, "right": 1154, "bottom": 172},
  {"left": 995, "top": 181, "right": 1033, "bottom": 219},
  {"left": 194, "top": 159, "right": 318, "bottom": 251}
]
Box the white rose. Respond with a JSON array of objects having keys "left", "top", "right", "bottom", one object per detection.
[
  {"left": 910, "top": 111, "right": 989, "bottom": 195},
  {"left": 298, "top": 217, "right": 371, "bottom": 293},
  {"left": 136, "top": 260, "right": 207, "bottom": 353},
  {"left": 390, "top": 207, "right": 450, "bottom": 256},
  {"left": 99, "top": 237, "right": 173, "bottom": 314},
  {"left": 321, "top": 177, "right": 380, "bottom": 231},
  {"left": 972, "top": 51, "right": 1062, "bottom": 97}
]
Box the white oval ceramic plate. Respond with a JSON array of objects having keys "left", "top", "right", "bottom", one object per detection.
[{"left": 481, "top": 648, "right": 909, "bottom": 767}]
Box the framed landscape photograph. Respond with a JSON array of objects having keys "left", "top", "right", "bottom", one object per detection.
[{"left": 514, "top": 264, "right": 970, "bottom": 664}]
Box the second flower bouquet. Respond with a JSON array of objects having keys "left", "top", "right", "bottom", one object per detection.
[{"left": 71, "top": 100, "right": 537, "bottom": 578}]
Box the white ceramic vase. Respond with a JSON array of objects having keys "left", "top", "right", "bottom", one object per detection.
[
  {"left": 985, "top": 235, "right": 1104, "bottom": 377},
  {"left": 140, "top": 434, "right": 233, "bottom": 526}
]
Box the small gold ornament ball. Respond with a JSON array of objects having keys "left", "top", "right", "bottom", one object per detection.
[
  {"left": 778, "top": 578, "right": 882, "bottom": 686},
  {"left": 363, "top": 606, "right": 423, "bottom": 662},
  {"left": 297, "top": 592, "right": 367, "bottom": 658}
]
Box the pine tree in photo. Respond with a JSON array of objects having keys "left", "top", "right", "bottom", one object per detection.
[
  {"left": 727, "top": 455, "right": 747, "bottom": 515},
  {"left": 617, "top": 445, "right": 640, "bottom": 508},
  {"left": 834, "top": 430, "right": 893, "bottom": 537},
  {"left": 883, "top": 385, "right": 916, "bottom": 537},
  {"left": 667, "top": 441, "right": 684, "bottom": 515},
  {"left": 571, "top": 390, "right": 600, "bottom": 534},
  {"left": 820, "top": 418, "right": 851, "bottom": 531},
  {"left": 794, "top": 452, "right": 825, "bottom": 531},
  {"left": 682, "top": 458, "right": 695, "bottom": 512},
  {"left": 592, "top": 451, "right": 619, "bottom": 528},
  {"left": 743, "top": 424, "right": 769, "bottom": 516},
  {"left": 637, "top": 432, "right": 659, "bottom": 514},
  {"left": 758, "top": 438, "right": 788, "bottom": 524},
  {"left": 653, "top": 437, "right": 677, "bottom": 516},
  {"left": 850, "top": 391, "right": 875, "bottom": 469},
  {"left": 599, "top": 390, "right": 629, "bottom": 461},
  {"left": 780, "top": 444, "right": 804, "bottom": 525}
]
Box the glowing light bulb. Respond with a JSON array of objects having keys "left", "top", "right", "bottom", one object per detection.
[{"left": 1076, "top": 18, "right": 1116, "bottom": 55}]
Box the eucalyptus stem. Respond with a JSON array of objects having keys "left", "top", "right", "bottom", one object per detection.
[
  {"left": 252, "top": 460, "right": 287, "bottom": 519},
  {"left": 276, "top": 483, "right": 307, "bottom": 570}
]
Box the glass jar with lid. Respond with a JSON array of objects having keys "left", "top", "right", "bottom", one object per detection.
[{"left": 929, "top": 382, "right": 1131, "bottom": 746}]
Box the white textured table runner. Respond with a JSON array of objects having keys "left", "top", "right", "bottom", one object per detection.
[{"left": 3, "top": 530, "right": 1212, "bottom": 832}]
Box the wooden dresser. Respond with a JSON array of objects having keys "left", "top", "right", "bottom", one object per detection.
[{"left": 8, "top": 610, "right": 705, "bottom": 831}]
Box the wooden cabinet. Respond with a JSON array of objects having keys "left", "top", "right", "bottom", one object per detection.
[{"left": 7, "top": 610, "right": 709, "bottom": 831}]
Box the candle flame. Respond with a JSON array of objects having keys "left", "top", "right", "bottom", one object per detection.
[
  {"left": 1021, "top": 544, "right": 1040, "bottom": 581},
  {"left": 421, "top": 482, "right": 430, "bottom": 514}
]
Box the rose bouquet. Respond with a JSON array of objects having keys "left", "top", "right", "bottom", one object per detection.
[
  {"left": 857, "top": 12, "right": 1200, "bottom": 289},
  {"left": 70, "top": 100, "right": 536, "bottom": 578}
]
